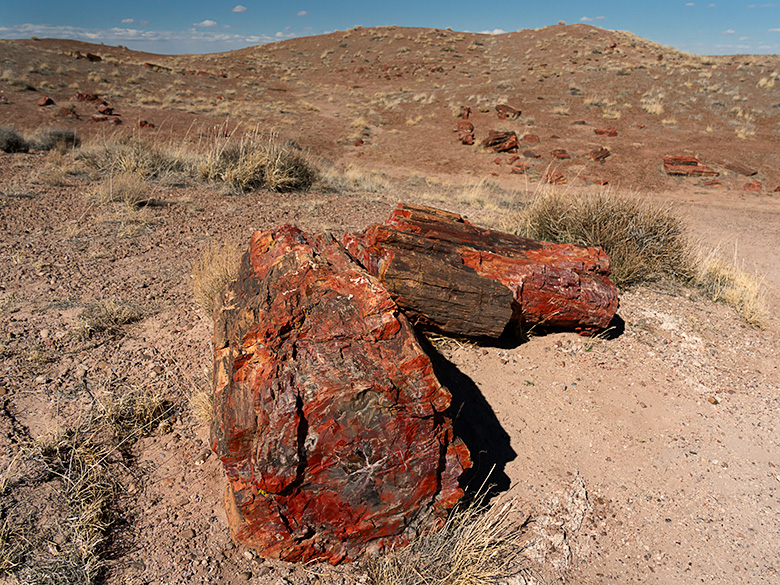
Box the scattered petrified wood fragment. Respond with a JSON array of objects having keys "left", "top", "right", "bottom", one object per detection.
[
  {"left": 522, "top": 133, "right": 541, "bottom": 144},
  {"left": 344, "top": 204, "right": 619, "bottom": 339},
  {"left": 743, "top": 180, "right": 762, "bottom": 192},
  {"left": 663, "top": 156, "right": 718, "bottom": 177},
  {"left": 481, "top": 130, "right": 519, "bottom": 152},
  {"left": 551, "top": 148, "right": 570, "bottom": 159},
  {"left": 588, "top": 147, "right": 611, "bottom": 163},
  {"left": 455, "top": 106, "right": 475, "bottom": 144},
  {"left": 544, "top": 170, "right": 567, "bottom": 185},
  {"left": 495, "top": 104, "right": 521, "bottom": 120},
  {"left": 718, "top": 160, "right": 758, "bottom": 177},
  {"left": 211, "top": 226, "right": 470, "bottom": 564},
  {"left": 595, "top": 128, "right": 618, "bottom": 137}
]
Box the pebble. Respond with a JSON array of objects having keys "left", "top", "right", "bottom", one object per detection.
[
  {"left": 238, "top": 571, "right": 252, "bottom": 581},
  {"left": 34, "top": 375, "right": 47, "bottom": 384},
  {"left": 182, "top": 528, "right": 195, "bottom": 539},
  {"left": 243, "top": 550, "right": 255, "bottom": 560}
]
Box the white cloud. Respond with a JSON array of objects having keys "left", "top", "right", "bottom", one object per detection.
[
  {"left": 479, "top": 28, "right": 507, "bottom": 35},
  {"left": 297, "top": 10, "right": 308, "bottom": 16},
  {"left": 580, "top": 16, "right": 606, "bottom": 22},
  {"left": 122, "top": 18, "right": 135, "bottom": 24},
  {"left": 770, "top": 27, "right": 780, "bottom": 31},
  {"left": 233, "top": 5, "right": 247, "bottom": 12},
  {"left": 723, "top": 28, "right": 735, "bottom": 34},
  {"left": 194, "top": 19, "right": 218, "bottom": 28},
  {"left": 686, "top": 2, "right": 695, "bottom": 5}
]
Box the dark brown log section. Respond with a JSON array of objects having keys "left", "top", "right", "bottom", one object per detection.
[
  {"left": 344, "top": 204, "right": 619, "bottom": 338},
  {"left": 211, "top": 226, "right": 470, "bottom": 564},
  {"left": 664, "top": 156, "right": 718, "bottom": 177}
]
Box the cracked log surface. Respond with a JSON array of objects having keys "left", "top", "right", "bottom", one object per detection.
[
  {"left": 211, "top": 226, "right": 470, "bottom": 564},
  {"left": 344, "top": 204, "right": 619, "bottom": 338}
]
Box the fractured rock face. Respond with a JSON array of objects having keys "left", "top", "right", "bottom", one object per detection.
[{"left": 211, "top": 226, "right": 470, "bottom": 564}]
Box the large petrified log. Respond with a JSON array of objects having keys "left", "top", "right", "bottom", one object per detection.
[
  {"left": 344, "top": 204, "right": 619, "bottom": 338},
  {"left": 211, "top": 226, "right": 470, "bottom": 564}
]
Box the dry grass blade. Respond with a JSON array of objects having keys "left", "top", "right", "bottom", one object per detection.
[
  {"left": 367, "top": 493, "right": 531, "bottom": 585},
  {"left": 192, "top": 241, "right": 244, "bottom": 317},
  {"left": 0, "top": 517, "right": 27, "bottom": 574},
  {"left": 94, "top": 172, "right": 148, "bottom": 206}
]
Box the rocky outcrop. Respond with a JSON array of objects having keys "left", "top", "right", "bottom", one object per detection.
[{"left": 211, "top": 226, "right": 470, "bottom": 564}]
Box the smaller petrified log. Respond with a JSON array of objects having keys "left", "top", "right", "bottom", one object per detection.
[
  {"left": 551, "top": 149, "right": 570, "bottom": 160},
  {"left": 663, "top": 156, "right": 718, "bottom": 177},
  {"left": 495, "top": 104, "right": 521, "bottom": 120},
  {"left": 594, "top": 128, "right": 618, "bottom": 137},
  {"left": 344, "top": 204, "right": 619, "bottom": 338},
  {"left": 543, "top": 170, "right": 567, "bottom": 185},
  {"left": 588, "top": 147, "right": 611, "bottom": 163},
  {"left": 482, "top": 130, "right": 519, "bottom": 152},
  {"left": 212, "top": 226, "right": 470, "bottom": 564}
]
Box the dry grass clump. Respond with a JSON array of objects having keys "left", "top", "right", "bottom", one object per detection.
[
  {"left": 694, "top": 250, "right": 767, "bottom": 328},
  {"left": 93, "top": 172, "right": 149, "bottom": 206},
  {"left": 189, "top": 384, "right": 214, "bottom": 425},
  {"left": 27, "top": 127, "right": 81, "bottom": 152},
  {"left": 78, "top": 136, "right": 194, "bottom": 180},
  {"left": 367, "top": 494, "right": 530, "bottom": 585},
  {"left": 0, "top": 126, "right": 30, "bottom": 153},
  {"left": 519, "top": 188, "right": 695, "bottom": 287},
  {"left": 198, "top": 132, "right": 317, "bottom": 193},
  {"left": 319, "top": 164, "right": 390, "bottom": 193},
  {"left": 95, "top": 383, "right": 168, "bottom": 440},
  {"left": 76, "top": 299, "right": 142, "bottom": 339},
  {"left": 192, "top": 241, "right": 243, "bottom": 317}
]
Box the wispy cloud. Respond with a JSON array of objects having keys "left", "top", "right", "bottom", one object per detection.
[
  {"left": 232, "top": 5, "right": 247, "bottom": 12},
  {"left": 723, "top": 28, "right": 736, "bottom": 34},
  {"left": 122, "top": 18, "right": 135, "bottom": 24},
  {"left": 0, "top": 23, "right": 286, "bottom": 53},
  {"left": 770, "top": 27, "right": 780, "bottom": 31},
  {"left": 479, "top": 28, "right": 507, "bottom": 35},
  {"left": 580, "top": 16, "right": 606, "bottom": 22},
  {"left": 685, "top": 2, "right": 695, "bottom": 6},
  {"left": 194, "top": 20, "right": 218, "bottom": 28},
  {"left": 297, "top": 10, "right": 308, "bottom": 16}
]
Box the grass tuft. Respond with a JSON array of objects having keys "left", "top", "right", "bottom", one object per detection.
[
  {"left": 0, "top": 126, "right": 30, "bottom": 153},
  {"left": 192, "top": 241, "right": 243, "bottom": 317},
  {"left": 694, "top": 249, "right": 767, "bottom": 328},
  {"left": 28, "top": 127, "right": 81, "bottom": 152},
  {"left": 518, "top": 187, "right": 695, "bottom": 287},
  {"left": 94, "top": 172, "right": 148, "bottom": 206},
  {"left": 76, "top": 299, "right": 142, "bottom": 339},
  {"left": 78, "top": 136, "right": 194, "bottom": 180},
  {"left": 367, "top": 493, "right": 531, "bottom": 585}
]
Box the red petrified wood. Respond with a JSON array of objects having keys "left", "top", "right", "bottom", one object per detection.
[
  {"left": 211, "top": 226, "right": 470, "bottom": 564},
  {"left": 495, "top": 104, "right": 521, "bottom": 120},
  {"left": 663, "top": 156, "right": 718, "bottom": 177},
  {"left": 481, "top": 130, "right": 519, "bottom": 152},
  {"left": 344, "top": 204, "right": 619, "bottom": 339}
]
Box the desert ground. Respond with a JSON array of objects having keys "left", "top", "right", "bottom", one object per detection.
[{"left": 0, "top": 23, "right": 779, "bottom": 585}]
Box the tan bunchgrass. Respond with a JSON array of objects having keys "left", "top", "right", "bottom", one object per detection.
[
  {"left": 198, "top": 131, "right": 317, "bottom": 193},
  {"left": 518, "top": 187, "right": 695, "bottom": 287},
  {"left": 77, "top": 135, "right": 195, "bottom": 180},
  {"left": 75, "top": 299, "right": 142, "bottom": 339},
  {"left": 192, "top": 241, "right": 244, "bottom": 317},
  {"left": 189, "top": 385, "right": 214, "bottom": 426},
  {"left": 367, "top": 493, "right": 531, "bottom": 585},
  {"left": 694, "top": 249, "right": 767, "bottom": 328},
  {"left": 94, "top": 172, "right": 148, "bottom": 206}
]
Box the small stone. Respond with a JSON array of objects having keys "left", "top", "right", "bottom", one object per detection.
[
  {"left": 35, "top": 375, "right": 47, "bottom": 385},
  {"left": 243, "top": 550, "right": 255, "bottom": 560},
  {"left": 707, "top": 395, "right": 719, "bottom": 405},
  {"left": 39, "top": 329, "right": 50, "bottom": 339},
  {"left": 238, "top": 571, "right": 252, "bottom": 581},
  {"left": 182, "top": 528, "right": 195, "bottom": 539}
]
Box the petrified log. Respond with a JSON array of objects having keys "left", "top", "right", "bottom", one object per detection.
[
  {"left": 344, "top": 204, "right": 619, "bottom": 339},
  {"left": 543, "top": 170, "right": 567, "bottom": 185},
  {"left": 663, "top": 156, "right": 718, "bottom": 177},
  {"left": 588, "top": 147, "right": 611, "bottom": 163},
  {"left": 551, "top": 148, "right": 570, "bottom": 159},
  {"left": 481, "top": 130, "right": 519, "bottom": 152},
  {"left": 211, "top": 226, "right": 470, "bottom": 564}
]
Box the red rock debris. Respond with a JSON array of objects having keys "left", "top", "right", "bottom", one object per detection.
[
  {"left": 73, "top": 92, "right": 104, "bottom": 103},
  {"left": 544, "top": 170, "right": 567, "bottom": 185},
  {"left": 212, "top": 226, "right": 470, "bottom": 564},
  {"left": 551, "top": 149, "right": 570, "bottom": 160},
  {"left": 56, "top": 106, "right": 79, "bottom": 119},
  {"left": 495, "top": 104, "right": 521, "bottom": 120},
  {"left": 594, "top": 128, "right": 618, "bottom": 137},
  {"left": 663, "top": 156, "right": 719, "bottom": 177},
  {"left": 91, "top": 114, "right": 122, "bottom": 125},
  {"left": 743, "top": 180, "right": 762, "bottom": 192},
  {"left": 522, "top": 149, "right": 541, "bottom": 159},
  {"left": 136, "top": 120, "right": 155, "bottom": 129},
  {"left": 511, "top": 163, "right": 531, "bottom": 174},
  {"left": 37, "top": 96, "right": 54, "bottom": 107},
  {"left": 701, "top": 180, "right": 722, "bottom": 188},
  {"left": 720, "top": 161, "right": 758, "bottom": 177},
  {"left": 97, "top": 103, "right": 114, "bottom": 115},
  {"left": 588, "top": 147, "right": 611, "bottom": 163},
  {"left": 522, "top": 134, "right": 541, "bottom": 144},
  {"left": 455, "top": 106, "right": 475, "bottom": 145},
  {"left": 481, "top": 130, "right": 519, "bottom": 153}
]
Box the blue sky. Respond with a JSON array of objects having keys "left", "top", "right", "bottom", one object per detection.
[{"left": 1, "top": 1, "right": 779, "bottom": 55}]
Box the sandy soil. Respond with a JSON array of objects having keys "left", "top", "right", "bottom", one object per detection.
[{"left": 1, "top": 24, "right": 779, "bottom": 585}]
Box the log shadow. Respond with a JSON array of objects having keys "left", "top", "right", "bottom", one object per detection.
[{"left": 420, "top": 339, "right": 517, "bottom": 498}]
